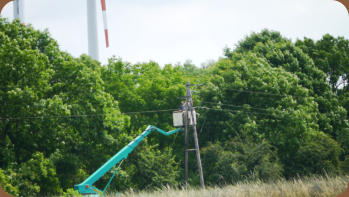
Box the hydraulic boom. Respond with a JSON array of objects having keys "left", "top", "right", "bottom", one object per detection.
[{"left": 74, "top": 125, "right": 181, "bottom": 196}]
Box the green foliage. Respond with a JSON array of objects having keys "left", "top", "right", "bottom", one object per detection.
[
  {"left": 101, "top": 58, "right": 201, "bottom": 154},
  {"left": 0, "top": 169, "right": 19, "bottom": 196},
  {"left": 224, "top": 29, "right": 348, "bottom": 168},
  {"left": 295, "top": 34, "right": 349, "bottom": 153},
  {"left": 291, "top": 132, "right": 341, "bottom": 176},
  {"left": 340, "top": 156, "right": 349, "bottom": 174},
  {"left": 198, "top": 55, "right": 321, "bottom": 177},
  {"left": 295, "top": 34, "right": 349, "bottom": 138},
  {"left": 50, "top": 150, "right": 88, "bottom": 191},
  {"left": 63, "top": 188, "right": 82, "bottom": 197},
  {"left": 102, "top": 58, "right": 190, "bottom": 130},
  {"left": 296, "top": 34, "right": 349, "bottom": 92},
  {"left": 0, "top": 18, "right": 128, "bottom": 195},
  {"left": 17, "top": 152, "right": 62, "bottom": 196},
  {"left": 0, "top": 18, "right": 55, "bottom": 166},
  {"left": 202, "top": 140, "right": 282, "bottom": 185},
  {"left": 225, "top": 30, "right": 348, "bottom": 141},
  {"left": 131, "top": 142, "right": 180, "bottom": 189}
]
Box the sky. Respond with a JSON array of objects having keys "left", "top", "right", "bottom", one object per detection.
[{"left": 1, "top": 0, "right": 349, "bottom": 66}]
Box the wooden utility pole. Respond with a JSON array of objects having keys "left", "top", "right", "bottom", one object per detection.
[
  {"left": 184, "top": 82, "right": 205, "bottom": 189},
  {"left": 184, "top": 88, "right": 189, "bottom": 189}
]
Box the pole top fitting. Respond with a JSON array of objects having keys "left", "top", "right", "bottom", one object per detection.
[{"left": 186, "top": 82, "right": 190, "bottom": 87}]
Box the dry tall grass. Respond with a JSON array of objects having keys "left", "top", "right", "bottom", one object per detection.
[{"left": 106, "top": 176, "right": 349, "bottom": 197}]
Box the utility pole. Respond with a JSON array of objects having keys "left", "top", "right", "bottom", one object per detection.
[
  {"left": 184, "top": 83, "right": 189, "bottom": 189},
  {"left": 184, "top": 82, "right": 205, "bottom": 189}
]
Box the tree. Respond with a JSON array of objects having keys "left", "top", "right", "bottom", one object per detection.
[
  {"left": 292, "top": 132, "right": 341, "bottom": 176},
  {"left": 0, "top": 169, "right": 19, "bottom": 196},
  {"left": 16, "top": 152, "right": 62, "bottom": 196},
  {"left": 201, "top": 140, "right": 282, "bottom": 185},
  {"left": 0, "top": 18, "right": 129, "bottom": 195},
  {"left": 102, "top": 59, "right": 200, "bottom": 147},
  {"left": 296, "top": 34, "right": 349, "bottom": 93},
  {"left": 130, "top": 142, "right": 180, "bottom": 189},
  {"left": 224, "top": 30, "right": 349, "bottom": 155},
  {"left": 0, "top": 19, "right": 55, "bottom": 166},
  {"left": 199, "top": 50, "right": 340, "bottom": 177},
  {"left": 296, "top": 35, "right": 349, "bottom": 120},
  {"left": 1, "top": 17, "right": 348, "bottom": 193}
]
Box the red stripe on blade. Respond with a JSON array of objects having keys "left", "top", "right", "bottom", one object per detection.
[
  {"left": 101, "top": 0, "right": 106, "bottom": 11},
  {"left": 104, "top": 29, "right": 109, "bottom": 47}
]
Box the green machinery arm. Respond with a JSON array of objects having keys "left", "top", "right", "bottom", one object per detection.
[{"left": 74, "top": 125, "right": 181, "bottom": 195}]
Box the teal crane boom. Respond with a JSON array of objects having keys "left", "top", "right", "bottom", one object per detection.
[{"left": 74, "top": 125, "right": 182, "bottom": 195}]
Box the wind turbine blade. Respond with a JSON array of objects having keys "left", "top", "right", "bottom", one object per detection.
[{"left": 101, "top": 0, "right": 109, "bottom": 47}]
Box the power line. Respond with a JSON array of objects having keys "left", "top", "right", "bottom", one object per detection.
[
  {"left": 195, "top": 106, "right": 283, "bottom": 119},
  {"left": 199, "top": 117, "right": 207, "bottom": 133},
  {"left": 124, "top": 109, "right": 178, "bottom": 114},
  {"left": 196, "top": 87, "right": 311, "bottom": 99},
  {"left": 0, "top": 114, "right": 104, "bottom": 120},
  {"left": 200, "top": 101, "right": 275, "bottom": 112},
  {"left": 0, "top": 103, "right": 295, "bottom": 121},
  {"left": 0, "top": 109, "right": 178, "bottom": 121},
  {"left": 227, "top": 89, "right": 286, "bottom": 97},
  {"left": 198, "top": 100, "right": 335, "bottom": 118}
]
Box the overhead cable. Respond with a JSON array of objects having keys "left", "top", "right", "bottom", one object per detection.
[{"left": 0, "top": 109, "right": 178, "bottom": 121}]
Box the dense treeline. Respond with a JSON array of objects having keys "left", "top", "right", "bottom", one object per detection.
[{"left": 0, "top": 19, "right": 348, "bottom": 196}]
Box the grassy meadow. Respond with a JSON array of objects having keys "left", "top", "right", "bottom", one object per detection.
[{"left": 105, "top": 176, "right": 349, "bottom": 197}]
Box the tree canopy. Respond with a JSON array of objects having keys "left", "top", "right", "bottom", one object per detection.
[{"left": 0, "top": 19, "right": 348, "bottom": 196}]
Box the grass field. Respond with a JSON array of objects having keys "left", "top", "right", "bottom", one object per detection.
[{"left": 105, "top": 176, "right": 349, "bottom": 197}]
